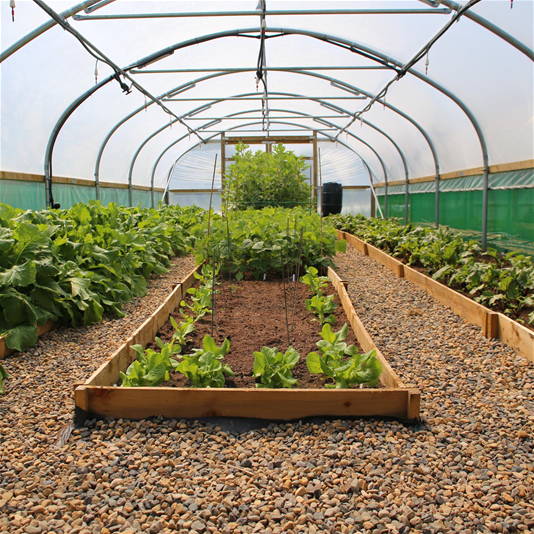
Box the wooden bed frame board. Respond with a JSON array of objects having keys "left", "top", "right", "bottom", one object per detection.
[
  {"left": 85, "top": 265, "right": 201, "bottom": 387},
  {"left": 75, "top": 263, "right": 420, "bottom": 421},
  {"left": 338, "top": 230, "right": 534, "bottom": 363}
]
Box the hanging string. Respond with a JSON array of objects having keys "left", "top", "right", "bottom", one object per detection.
[
  {"left": 510, "top": 0, "right": 513, "bottom": 8},
  {"left": 94, "top": 59, "right": 98, "bottom": 85},
  {"left": 169, "top": 115, "right": 172, "bottom": 130},
  {"left": 10, "top": 0, "right": 15, "bottom": 21},
  {"left": 425, "top": 51, "right": 430, "bottom": 75},
  {"left": 144, "top": 95, "right": 147, "bottom": 112}
]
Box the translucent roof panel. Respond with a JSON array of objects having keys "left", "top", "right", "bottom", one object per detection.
[{"left": 1, "top": 0, "right": 533, "bottom": 197}]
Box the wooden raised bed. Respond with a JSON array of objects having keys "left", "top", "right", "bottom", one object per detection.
[
  {"left": 74, "top": 265, "right": 420, "bottom": 421},
  {"left": 339, "top": 230, "right": 534, "bottom": 363}
]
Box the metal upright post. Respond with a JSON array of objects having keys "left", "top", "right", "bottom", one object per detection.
[
  {"left": 435, "top": 173, "right": 440, "bottom": 227},
  {"left": 482, "top": 158, "right": 490, "bottom": 250},
  {"left": 313, "top": 132, "right": 318, "bottom": 211},
  {"left": 384, "top": 178, "right": 388, "bottom": 218},
  {"left": 404, "top": 178, "right": 409, "bottom": 224}
]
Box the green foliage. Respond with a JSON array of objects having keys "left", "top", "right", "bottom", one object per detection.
[
  {"left": 305, "top": 290, "right": 337, "bottom": 324},
  {"left": 120, "top": 340, "right": 180, "bottom": 387},
  {"left": 222, "top": 143, "right": 311, "bottom": 210},
  {"left": 253, "top": 346, "right": 300, "bottom": 388},
  {"left": 327, "top": 213, "right": 534, "bottom": 324},
  {"left": 176, "top": 335, "right": 233, "bottom": 388},
  {"left": 0, "top": 201, "right": 205, "bottom": 352},
  {"left": 169, "top": 315, "right": 195, "bottom": 346},
  {"left": 193, "top": 263, "right": 220, "bottom": 288},
  {"left": 0, "top": 363, "right": 8, "bottom": 395},
  {"left": 306, "top": 324, "right": 382, "bottom": 388},
  {"left": 300, "top": 266, "right": 331, "bottom": 295},
  {"left": 180, "top": 286, "right": 213, "bottom": 320},
  {"left": 191, "top": 207, "right": 346, "bottom": 278}
]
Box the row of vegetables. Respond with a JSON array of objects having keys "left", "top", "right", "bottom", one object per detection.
[
  {"left": 0, "top": 202, "right": 342, "bottom": 353},
  {"left": 328, "top": 214, "right": 534, "bottom": 325},
  {"left": 2, "top": 200, "right": 531, "bottom": 394},
  {"left": 120, "top": 265, "right": 382, "bottom": 389},
  {"left": 0, "top": 202, "right": 342, "bottom": 393}
]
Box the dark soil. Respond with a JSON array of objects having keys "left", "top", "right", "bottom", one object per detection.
[{"left": 151, "top": 277, "right": 363, "bottom": 389}]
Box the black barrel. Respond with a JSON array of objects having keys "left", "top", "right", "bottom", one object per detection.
[{"left": 321, "top": 182, "right": 343, "bottom": 216}]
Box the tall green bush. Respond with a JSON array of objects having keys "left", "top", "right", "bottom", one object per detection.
[{"left": 222, "top": 143, "right": 311, "bottom": 210}]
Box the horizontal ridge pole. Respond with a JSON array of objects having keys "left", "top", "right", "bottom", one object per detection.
[{"left": 74, "top": 8, "right": 451, "bottom": 21}]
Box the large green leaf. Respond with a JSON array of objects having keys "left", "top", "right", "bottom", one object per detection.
[
  {"left": 0, "top": 261, "right": 36, "bottom": 288},
  {"left": 4, "top": 325, "right": 38, "bottom": 352},
  {"left": 253, "top": 352, "right": 266, "bottom": 376},
  {"left": 0, "top": 290, "right": 38, "bottom": 327},
  {"left": 84, "top": 299, "right": 104, "bottom": 325},
  {"left": 0, "top": 363, "right": 8, "bottom": 395},
  {"left": 334, "top": 239, "right": 347, "bottom": 254},
  {"left": 68, "top": 278, "right": 92, "bottom": 300},
  {"left": 130, "top": 274, "right": 147, "bottom": 297},
  {"left": 306, "top": 352, "right": 322, "bottom": 374}
]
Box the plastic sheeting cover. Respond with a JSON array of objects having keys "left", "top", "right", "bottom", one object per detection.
[{"left": 1, "top": 1, "right": 533, "bottom": 191}]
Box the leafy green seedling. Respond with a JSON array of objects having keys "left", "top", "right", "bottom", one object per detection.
[
  {"left": 194, "top": 263, "right": 220, "bottom": 288},
  {"left": 180, "top": 286, "right": 212, "bottom": 320},
  {"left": 0, "top": 363, "right": 9, "bottom": 395},
  {"left": 307, "top": 348, "right": 382, "bottom": 389},
  {"left": 253, "top": 346, "right": 300, "bottom": 388},
  {"left": 305, "top": 290, "right": 337, "bottom": 324},
  {"left": 315, "top": 323, "right": 357, "bottom": 362},
  {"left": 170, "top": 315, "right": 195, "bottom": 346},
  {"left": 300, "top": 266, "right": 331, "bottom": 295},
  {"left": 187, "top": 334, "right": 230, "bottom": 361},
  {"left": 120, "top": 340, "right": 180, "bottom": 387},
  {"left": 177, "top": 335, "right": 233, "bottom": 388}
]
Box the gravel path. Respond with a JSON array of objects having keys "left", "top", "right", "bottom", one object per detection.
[{"left": 1, "top": 246, "right": 533, "bottom": 534}]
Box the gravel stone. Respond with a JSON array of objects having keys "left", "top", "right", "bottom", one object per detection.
[{"left": 1, "top": 248, "right": 533, "bottom": 534}]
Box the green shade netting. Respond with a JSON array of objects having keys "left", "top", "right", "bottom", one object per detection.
[
  {"left": 0, "top": 180, "right": 46, "bottom": 211},
  {"left": 378, "top": 187, "right": 534, "bottom": 255}
]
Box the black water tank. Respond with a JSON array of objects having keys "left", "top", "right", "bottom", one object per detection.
[{"left": 322, "top": 182, "right": 343, "bottom": 216}]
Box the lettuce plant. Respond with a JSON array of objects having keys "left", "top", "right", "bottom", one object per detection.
[
  {"left": 306, "top": 348, "right": 382, "bottom": 388},
  {"left": 194, "top": 263, "right": 220, "bottom": 288},
  {"left": 180, "top": 286, "right": 212, "bottom": 320},
  {"left": 176, "top": 335, "right": 233, "bottom": 388},
  {"left": 306, "top": 323, "right": 382, "bottom": 388},
  {"left": 120, "top": 339, "right": 180, "bottom": 387},
  {"left": 0, "top": 202, "right": 204, "bottom": 353},
  {"left": 305, "top": 291, "right": 337, "bottom": 324},
  {"left": 300, "top": 266, "right": 331, "bottom": 295},
  {"left": 253, "top": 346, "right": 300, "bottom": 388},
  {"left": 170, "top": 315, "right": 195, "bottom": 346}
]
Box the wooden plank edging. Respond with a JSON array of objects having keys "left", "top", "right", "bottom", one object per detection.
[
  {"left": 86, "top": 265, "right": 201, "bottom": 386},
  {"left": 75, "top": 387, "right": 415, "bottom": 420},
  {"left": 338, "top": 231, "right": 534, "bottom": 363},
  {"left": 76, "top": 264, "right": 420, "bottom": 421}
]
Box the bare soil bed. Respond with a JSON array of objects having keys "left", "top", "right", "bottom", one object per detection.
[{"left": 149, "top": 277, "right": 362, "bottom": 389}]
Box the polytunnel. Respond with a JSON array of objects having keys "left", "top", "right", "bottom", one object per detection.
[
  {"left": 1, "top": 0, "right": 533, "bottom": 251},
  {"left": 4, "top": 4, "right": 534, "bottom": 526}
]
